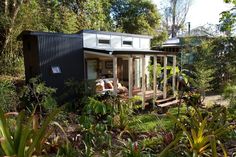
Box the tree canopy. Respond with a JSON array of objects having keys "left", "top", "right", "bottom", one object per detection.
[
  {"left": 0, "top": 0, "right": 164, "bottom": 75},
  {"left": 220, "top": 0, "right": 236, "bottom": 35},
  {"left": 110, "top": 0, "right": 161, "bottom": 35}
]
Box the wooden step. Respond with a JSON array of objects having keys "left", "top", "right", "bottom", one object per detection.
[
  {"left": 156, "top": 96, "right": 175, "bottom": 104},
  {"left": 158, "top": 99, "right": 180, "bottom": 108}
]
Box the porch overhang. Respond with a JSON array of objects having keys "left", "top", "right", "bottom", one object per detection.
[
  {"left": 83, "top": 47, "right": 178, "bottom": 108},
  {"left": 83, "top": 48, "right": 177, "bottom": 56}
]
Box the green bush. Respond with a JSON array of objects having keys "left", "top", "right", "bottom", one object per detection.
[
  {"left": 223, "top": 85, "right": 236, "bottom": 108},
  {"left": 0, "top": 56, "right": 25, "bottom": 76},
  {"left": 59, "top": 79, "right": 96, "bottom": 112},
  {"left": 0, "top": 79, "right": 19, "bottom": 112},
  {"left": 79, "top": 97, "right": 113, "bottom": 150},
  {"left": 20, "top": 77, "right": 57, "bottom": 114}
]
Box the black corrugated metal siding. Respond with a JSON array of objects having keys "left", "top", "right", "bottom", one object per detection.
[
  {"left": 22, "top": 35, "right": 40, "bottom": 82},
  {"left": 37, "top": 34, "right": 84, "bottom": 91},
  {"left": 20, "top": 31, "right": 85, "bottom": 93}
]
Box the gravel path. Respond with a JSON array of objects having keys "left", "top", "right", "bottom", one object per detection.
[{"left": 203, "top": 95, "right": 229, "bottom": 107}]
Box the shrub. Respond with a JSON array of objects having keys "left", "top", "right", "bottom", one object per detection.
[
  {"left": 223, "top": 84, "right": 236, "bottom": 108},
  {"left": 0, "top": 79, "right": 19, "bottom": 112},
  {"left": 20, "top": 77, "right": 57, "bottom": 114},
  {"left": 59, "top": 79, "right": 96, "bottom": 112}
]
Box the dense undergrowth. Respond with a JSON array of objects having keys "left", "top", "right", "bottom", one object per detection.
[{"left": 0, "top": 77, "right": 236, "bottom": 157}]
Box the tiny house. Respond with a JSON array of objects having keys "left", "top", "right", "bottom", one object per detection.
[{"left": 19, "top": 30, "right": 177, "bottom": 106}]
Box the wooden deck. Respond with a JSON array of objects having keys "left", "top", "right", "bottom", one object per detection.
[
  {"left": 118, "top": 89, "right": 163, "bottom": 101},
  {"left": 134, "top": 89, "right": 163, "bottom": 101}
]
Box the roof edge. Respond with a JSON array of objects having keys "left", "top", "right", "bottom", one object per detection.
[{"left": 79, "top": 29, "right": 153, "bottom": 39}]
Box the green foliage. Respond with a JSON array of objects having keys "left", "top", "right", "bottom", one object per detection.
[
  {"left": 38, "top": 1, "right": 78, "bottom": 33},
  {"left": 0, "top": 0, "right": 163, "bottom": 76},
  {"left": 122, "top": 140, "right": 145, "bottom": 157},
  {"left": 159, "top": 106, "right": 232, "bottom": 157},
  {"left": 0, "top": 79, "right": 19, "bottom": 112},
  {"left": 151, "top": 31, "right": 168, "bottom": 47},
  {"left": 182, "top": 38, "right": 217, "bottom": 93},
  {"left": 20, "top": 77, "right": 57, "bottom": 113},
  {"left": 61, "top": 79, "right": 97, "bottom": 112},
  {"left": 211, "top": 37, "right": 236, "bottom": 90},
  {"left": 129, "top": 114, "right": 164, "bottom": 132},
  {"left": 114, "top": 97, "right": 136, "bottom": 129},
  {"left": 0, "top": 107, "right": 60, "bottom": 157},
  {"left": 223, "top": 84, "right": 236, "bottom": 108},
  {"left": 79, "top": 97, "right": 114, "bottom": 154},
  {"left": 193, "top": 40, "right": 215, "bottom": 92},
  {"left": 110, "top": 0, "right": 161, "bottom": 35},
  {"left": 148, "top": 62, "right": 162, "bottom": 88},
  {"left": 220, "top": 0, "right": 236, "bottom": 35}
]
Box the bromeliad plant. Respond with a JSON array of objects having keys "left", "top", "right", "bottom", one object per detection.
[
  {"left": 0, "top": 107, "right": 60, "bottom": 157},
  {"left": 159, "top": 106, "right": 233, "bottom": 157}
]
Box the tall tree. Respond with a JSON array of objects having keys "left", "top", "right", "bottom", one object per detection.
[
  {"left": 110, "top": 0, "right": 161, "bottom": 35},
  {"left": 161, "top": 0, "right": 191, "bottom": 37},
  {"left": 60, "top": 0, "right": 112, "bottom": 31}
]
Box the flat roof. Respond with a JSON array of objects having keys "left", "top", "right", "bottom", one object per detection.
[
  {"left": 79, "top": 30, "right": 153, "bottom": 39},
  {"left": 18, "top": 30, "right": 152, "bottom": 40},
  {"left": 18, "top": 30, "right": 81, "bottom": 39}
]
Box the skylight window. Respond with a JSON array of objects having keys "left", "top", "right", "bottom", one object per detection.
[{"left": 51, "top": 66, "right": 61, "bottom": 74}]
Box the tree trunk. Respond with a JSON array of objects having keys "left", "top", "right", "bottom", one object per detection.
[
  {"left": 171, "top": 0, "right": 177, "bottom": 38},
  {"left": 0, "top": 0, "right": 24, "bottom": 56}
]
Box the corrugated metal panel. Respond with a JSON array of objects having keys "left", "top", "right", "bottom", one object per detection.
[
  {"left": 22, "top": 35, "right": 40, "bottom": 82},
  {"left": 37, "top": 34, "right": 84, "bottom": 91}
]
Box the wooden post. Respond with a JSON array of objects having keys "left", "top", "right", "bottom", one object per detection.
[
  {"left": 153, "top": 55, "right": 157, "bottom": 106},
  {"left": 128, "top": 55, "right": 133, "bottom": 98},
  {"left": 141, "top": 55, "right": 146, "bottom": 109},
  {"left": 172, "top": 55, "right": 176, "bottom": 96},
  {"left": 163, "top": 55, "right": 167, "bottom": 99},
  {"left": 113, "top": 56, "right": 118, "bottom": 95}
]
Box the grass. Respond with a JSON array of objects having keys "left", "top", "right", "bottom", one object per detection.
[{"left": 129, "top": 105, "right": 189, "bottom": 132}]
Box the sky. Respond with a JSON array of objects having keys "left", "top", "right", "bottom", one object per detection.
[{"left": 153, "top": 0, "right": 233, "bottom": 29}]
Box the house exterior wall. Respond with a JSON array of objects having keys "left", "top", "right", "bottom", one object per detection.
[
  {"left": 22, "top": 35, "right": 40, "bottom": 82},
  {"left": 21, "top": 32, "right": 84, "bottom": 93},
  {"left": 83, "top": 32, "right": 151, "bottom": 50},
  {"left": 20, "top": 30, "right": 154, "bottom": 94},
  {"left": 37, "top": 35, "right": 84, "bottom": 91}
]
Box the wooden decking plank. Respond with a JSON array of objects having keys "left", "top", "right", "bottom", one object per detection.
[
  {"left": 158, "top": 99, "right": 180, "bottom": 107},
  {"left": 155, "top": 96, "right": 175, "bottom": 104}
]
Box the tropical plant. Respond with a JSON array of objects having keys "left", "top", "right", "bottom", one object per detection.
[
  {"left": 159, "top": 106, "right": 232, "bottom": 157},
  {"left": 79, "top": 97, "right": 114, "bottom": 155},
  {"left": 114, "top": 97, "right": 136, "bottom": 130},
  {"left": 0, "top": 107, "right": 60, "bottom": 157},
  {"left": 122, "top": 140, "right": 145, "bottom": 157}
]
